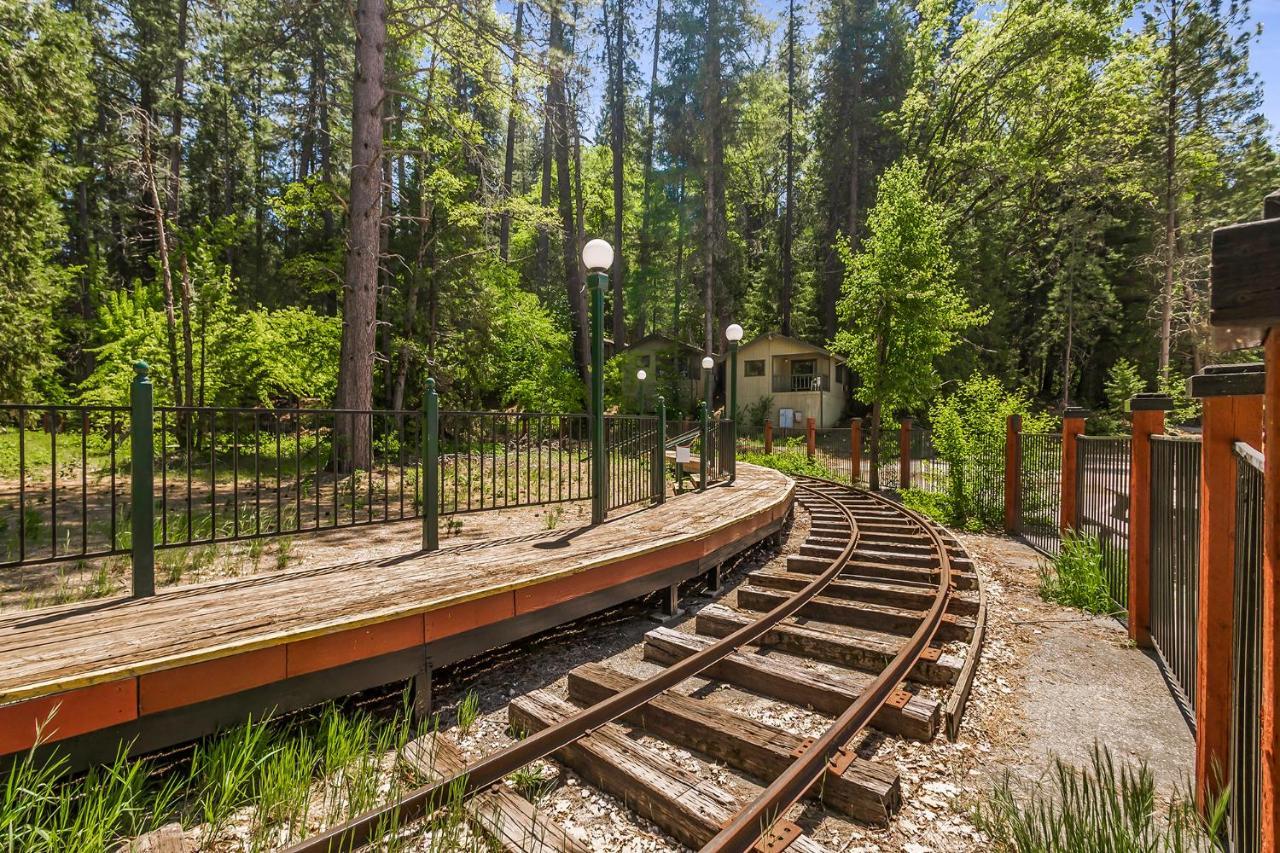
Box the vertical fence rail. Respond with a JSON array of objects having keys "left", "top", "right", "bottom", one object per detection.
[
  {"left": 1231, "top": 442, "right": 1264, "bottom": 853},
  {"left": 1076, "top": 436, "right": 1132, "bottom": 611},
  {"left": 1019, "top": 433, "right": 1063, "bottom": 555},
  {"left": 859, "top": 423, "right": 901, "bottom": 489},
  {"left": 1149, "top": 435, "right": 1202, "bottom": 717},
  {"left": 604, "top": 415, "right": 660, "bottom": 511}
]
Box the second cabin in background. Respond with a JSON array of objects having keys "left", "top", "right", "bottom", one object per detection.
[{"left": 734, "top": 333, "right": 849, "bottom": 428}]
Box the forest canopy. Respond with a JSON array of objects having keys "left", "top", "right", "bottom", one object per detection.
[{"left": 0, "top": 0, "right": 1274, "bottom": 417}]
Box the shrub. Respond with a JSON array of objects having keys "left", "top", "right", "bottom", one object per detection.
[{"left": 1037, "top": 532, "right": 1114, "bottom": 614}]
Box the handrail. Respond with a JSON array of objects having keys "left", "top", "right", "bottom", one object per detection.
[{"left": 1235, "top": 440, "right": 1265, "bottom": 473}]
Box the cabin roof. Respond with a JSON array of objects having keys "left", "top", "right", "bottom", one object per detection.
[
  {"left": 622, "top": 333, "right": 703, "bottom": 355},
  {"left": 739, "top": 332, "right": 846, "bottom": 364}
]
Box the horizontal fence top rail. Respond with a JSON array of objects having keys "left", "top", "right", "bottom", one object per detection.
[{"left": 1234, "top": 440, "right": 1264, "bottom": 472}]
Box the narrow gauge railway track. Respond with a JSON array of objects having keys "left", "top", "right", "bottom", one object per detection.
[{"left": 285, "top": 475, "right": 985, "bottom": 853}]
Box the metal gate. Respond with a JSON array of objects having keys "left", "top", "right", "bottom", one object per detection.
[
  {"left": 1075, "top": 436, "right": 1132, "bottom": 610},
  {"left": 1149, "top": 435, "right": 1201, "bottom": 717},
  {"left": 1019, "top": 433, "right": 1062, "bottom": 555}
]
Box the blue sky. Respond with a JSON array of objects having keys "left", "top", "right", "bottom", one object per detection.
[{"left": 1252, "top": 0, "right": 1280, "bottom": 129}]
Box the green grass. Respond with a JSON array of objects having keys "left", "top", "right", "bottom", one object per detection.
[
  {"left": 974, "top": 744, "right": 1225, "bottom": 852},
  {"left": 739, "top": 449, "right": 845, "bottom": 481},
  {"left": 1038, "top": 532, "right": 1117, "bottom": 615},
  {"left": 0, "top": 689, "right": 477, "bottom": 852}
]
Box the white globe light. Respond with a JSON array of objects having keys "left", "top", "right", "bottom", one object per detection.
[
  {"left": 701, "top": 356, "right": 714, "bottom": 370},
  {"left": 581, "top": 238, "right": 614, "bottom": 271},
  {"left": 725, "top": 323, "right": 744, "bottom": 342},
  {"left": 636, "top": 369, "right": 647, "bottom": 381}
]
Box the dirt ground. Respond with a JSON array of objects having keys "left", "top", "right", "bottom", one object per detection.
[{"left": 427, "top": 510, "right": 1196, "bottom": 852}]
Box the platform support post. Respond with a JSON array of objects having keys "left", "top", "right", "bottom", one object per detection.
[
  {"left": 763, "top": 419, "right": 773, "bottom": 455},
  {"left": 805, "top": 417, "right": 816, "bottom": 459},
  {"left": 1059, "top": 408, "right": 1089, "bottom": 531},
  {"left": 413, "top": 657, "right": 433, "bottom": 721},
  {"left": 699, "top": 401, "right": 709, "bottom": 491},
  {"left": 1126, "top": 393, "right": 1172, "bottom": 649},
  {"left": 899, "top": 416, "right": 912, "bottom": 490},
  {"left": 1004, "top": 415, "right": 1021, "bottom": 534},
  {"left": 664, "top": 583, "right": 680, "bottom": 616},
  {"left": 708, "top": 562, "right": 723, "bottom": 593},
  {"left": 851, "top": 420, "right": 862, "bottom": 485},
  {"left": 1190, "top": 365, "right": 1264, "bottom": 811},
  {"left": 130, "top": 361, "right": 155, "bottom": 597},
  {"left": 422, "top": 377, "right": 439, "bottom": 551}
]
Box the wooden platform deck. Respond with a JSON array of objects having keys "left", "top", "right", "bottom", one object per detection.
[{"left": 0, "top": 464, "right": 793, "bottom": 764}]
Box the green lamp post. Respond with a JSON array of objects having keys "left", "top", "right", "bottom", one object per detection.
[
  {"left": 636, "top": 368, "right": 647, "bottom": 414},
  {"left": 725, "top": 322, "right": 743, "bottom": 483},
  {"left": 582, "top": 238, "right": 613, "bottom": 525}
]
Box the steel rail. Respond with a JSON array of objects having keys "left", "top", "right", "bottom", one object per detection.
[
  {"left": 282, "top": 481, "right": 860, "bottom": 853},
  {"left": 702, "top": 476, "right": 954, "bottom": 852}
]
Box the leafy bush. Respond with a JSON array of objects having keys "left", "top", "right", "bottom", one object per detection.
[
  {"left": 1038, "top": 532, "right": 1114, "bottom": 614},
  {"left": 900, "top": 488, "right": 952, "bottom": 524},
  {"left": 974, "top": 744, "right": 1224, "bottom": 852},
  {"left": 740, "top": 449, "right": 841, "bottom": 481}
]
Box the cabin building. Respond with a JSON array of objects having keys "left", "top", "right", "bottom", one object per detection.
[
  {"left": 617, "top": 334, "right": 706, "bottom": 415},
  {"left": 732, "top": 333, "right": 848, "bottom": 428}
]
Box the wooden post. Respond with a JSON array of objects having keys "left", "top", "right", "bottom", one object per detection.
[
  {"left": 805, "top": 417, "right": 816, "bottom": 459},
  {"left": 764, "top": 419, "right": 773, "bottom": 455},
  {"left": 1208, "top": 189, "right": 1280, "bottom": 849},
  {"left": 1126, "top": 393, "right": 1173, "bottom": 648},
  {"left": 899, "top": 416, "right": 912, "bottom": 490},
  {"left": 1190, "top": 364, "right": 1264, "bottom": 809},
  {"left": 1004, "top": 414, "right": 1021, "bottom": 534},
  {"left": 851, "top": 420, "right": 862, "bottom": 485},
  {"left": 1059, "top": 408, "right": 1088, "bottom": 531},
  {"left": 1263, "top": 329, "right": 1280, "bottom": 850}
]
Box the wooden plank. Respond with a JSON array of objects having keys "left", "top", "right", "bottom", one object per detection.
[
  {"left": 1209, "top": 216, "right": 1280, "bottom": 328},
  {"left": 735, "top": 585, "right": 975, "bottom": 642},
  {"left": 508, "top": 689, "right": 831, "bottom": 852},
  {"left": 747, "top": 570, "right": 981, "bottom": 617},
  {"left": 402, "top": 732, "right": 586, "bottom": 853},
  {"left": 945, "top": 583, "right": 987, "bottom": 741},
  {"left": 642, "top": 627, "right": 939, "bottom": 740},
  {"left": 0, "top": 464, "right": 794, "bottom": 705},
  {"left": 785, "top": 554, "right": 978, "bottom": 590},
  {"left": 565, "top": 662, "right": 901, "bottom": 824},
  {"left": 695, "top": 603, "right": 960, "bottom": 686}
]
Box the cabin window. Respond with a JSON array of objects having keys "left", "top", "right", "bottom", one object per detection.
[
  {"left": 640, "top": 355, "right": 651, "bottom": 368},
  {"left": 744, "top": 359, "right": 765, "bottom": 377},
  {"left": 836, "top": 364, "right": 846, "bottom": 384},
  {"left": 791, "top": 359, "right": 816, "bottom": 376}
]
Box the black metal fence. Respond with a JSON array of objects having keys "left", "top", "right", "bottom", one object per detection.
[
  {"left": 0, "top": 405, "right": 133, "bottom": 568},
  {"left": 907, "top": 426, "right": 946, "bottom": 493},
  {"left": 1230, "top": 442, "right": 1264, "bottom": 853},
  {"left": 1076, "top": 436, "right": 1132, "bottom": 610},
  {"left": 1019, "top": 432, "right": 1063, "bottom": 555},
  {"left": 860, "top": 423, "right": 900, "bottom": 489},
  {"left": 1148, "top": 435, "right": 1201, "bottom": 716},
  {"left": 813, "top": 427, "right": 853, "bottom": 481},
  {"left": 604, "top": 415, "right": 660, "bottom": 511}
]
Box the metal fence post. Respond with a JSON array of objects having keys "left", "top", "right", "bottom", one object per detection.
[
  {"left": 1004, "top": 415, "right": 1021, "bottom": 534},
  {"left": 899, "top": 416, "right": 913, "bottom": 490},
  {"left": 763, "top": 419, "right": 773, "bottom": 455},
  {"left": 1059, "top": 408, "right": 1089, "bottom": 531},
  {"left": 654, "top": 396, "right": 666, "bottom": 505},
  {"left": 1127, "top": 393, "right": 1172, "bottom": 649},
  {"left": 422, "top": 377, "right": 439, "bottom": 552},
  {"left": 130, "top": 361, "right": 155, "bottom": 597},
  {"left": 699, "top": 401, "right": 709, "bottom": 491}
]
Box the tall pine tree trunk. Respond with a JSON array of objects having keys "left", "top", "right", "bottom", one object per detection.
[
  {"left": 636, "top": 0, "right": 663, "bottom": 340},
  {"left": 702, "top": 0, "right": 721, "bottom": 366},
  {"left": 1159, "top": 0, "right": 1180, "bottom": 379},
  {"left": 336, "top": 0, "right": 386, "bottom": 471},
  {"left": 499, "top": 1, "right": 525, "bottom": 261},
  {"left": 610, "top": 0, "right": 626, "bottom": 345},
  {"left": 780, "top": 0, "right": 796, "bottom": 336}
]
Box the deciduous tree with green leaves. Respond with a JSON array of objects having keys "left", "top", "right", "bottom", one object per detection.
[{"left": 830, "top": 158, "right": 986, "bottom": 490}]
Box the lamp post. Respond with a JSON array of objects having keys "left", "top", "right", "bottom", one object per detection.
[
  {"left": 583, "top": 238, "right": 613, "bottom": 525},
  {"left": 701, "top": 355, "right": 714, "bottom": 416},
  {"left": 701, "top": 354, "right": 714, "bottom": 483},
  {"left": 725, "top": 323, "right": 743, "bottom": 483},
  {"left": 636, "top": 368, "right": 647, "bottom": 414}
]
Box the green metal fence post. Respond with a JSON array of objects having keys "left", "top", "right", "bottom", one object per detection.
[
  {"left": 728, "top": 338, "right": 738, "bottom": 484},
  {"left": 654, "top": 396, "right": 666, "bottom": 505},
  {"left": 699, "top": 401, "right": 708, "bottom": 491},
  {"left": 422, "top": 377, "right": 439, "bottom": 551},
  {"left": 590, "top": 270, "right": 607, "bottom": 524},
  {"left": 130, "top": 361, "right": 155, "bottom": 597}
]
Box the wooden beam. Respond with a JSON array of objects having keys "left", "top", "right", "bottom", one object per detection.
[
  {"left": 1004, "top": 415, "right": 1021, "bottom": 533},
  {"left": 1262, "top": 329, "right": 1280, "bottom": 851},
  {"left": 1126, "top": 393, "right": 1171, "bottom": 648},
  {"left": 695, "top": 603, "right": 961, "bottom": 686},
  {"left": 734, "top": 584, "right": 975, "bottom": 642},
  {"left": 565, "top": 663, "right": 901, "bottom": 824},
  {"left": 1210, "top": 217, "right": 1280, "bottom": 329},
  {"left": 507, "top": 690, "right": 830, "bottom": 852},
  {"left": 746, "top": 570, "right": 981, "bottom": 616},
  {"left": 1060, "top": 408, "right": 1089, "bottom": 531},
  {"left": 642, "top": 626, "right": 939, "bottom": 740}
]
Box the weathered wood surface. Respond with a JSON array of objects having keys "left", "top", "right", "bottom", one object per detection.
[
  {"left": 0, "top": 465, "right": 792, "bottom": 703},
  {"left": 402, "top": 733, "right": 586, "bottom": 853},
  {"left": 747, "top": 570, "right": 981, "bottom": 616},
  {"left": 735, "top": 585, "right": 975, "bottom": 642},
  {"left": 565, "top": 662, "right": 901, "bottom": 824},
  {"left": 1210, "top": 216, "right": 1280, "bottom": 328},
  {"left": 508, "top": 689, "right": 831, "bottom": 852},
  {"left": 694, "top": 603, "right": 961, "bottom": 686},
  {"left": 786, "top": 554, "right": 978, "bottom": 590},
  {"left": 642, "top": 626, "right": 939, "bottom": 740},
  {"left": 945, "top": 584, "right": 987, "bottom": 741}
]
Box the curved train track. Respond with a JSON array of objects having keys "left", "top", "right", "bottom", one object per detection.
[{"left": 285, "top": 473, "right": 985, "bottom": 853}]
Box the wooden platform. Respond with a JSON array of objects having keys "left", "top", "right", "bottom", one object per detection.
[{"left": 0, "top": 464, "right": 793, "bottom": 765}]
